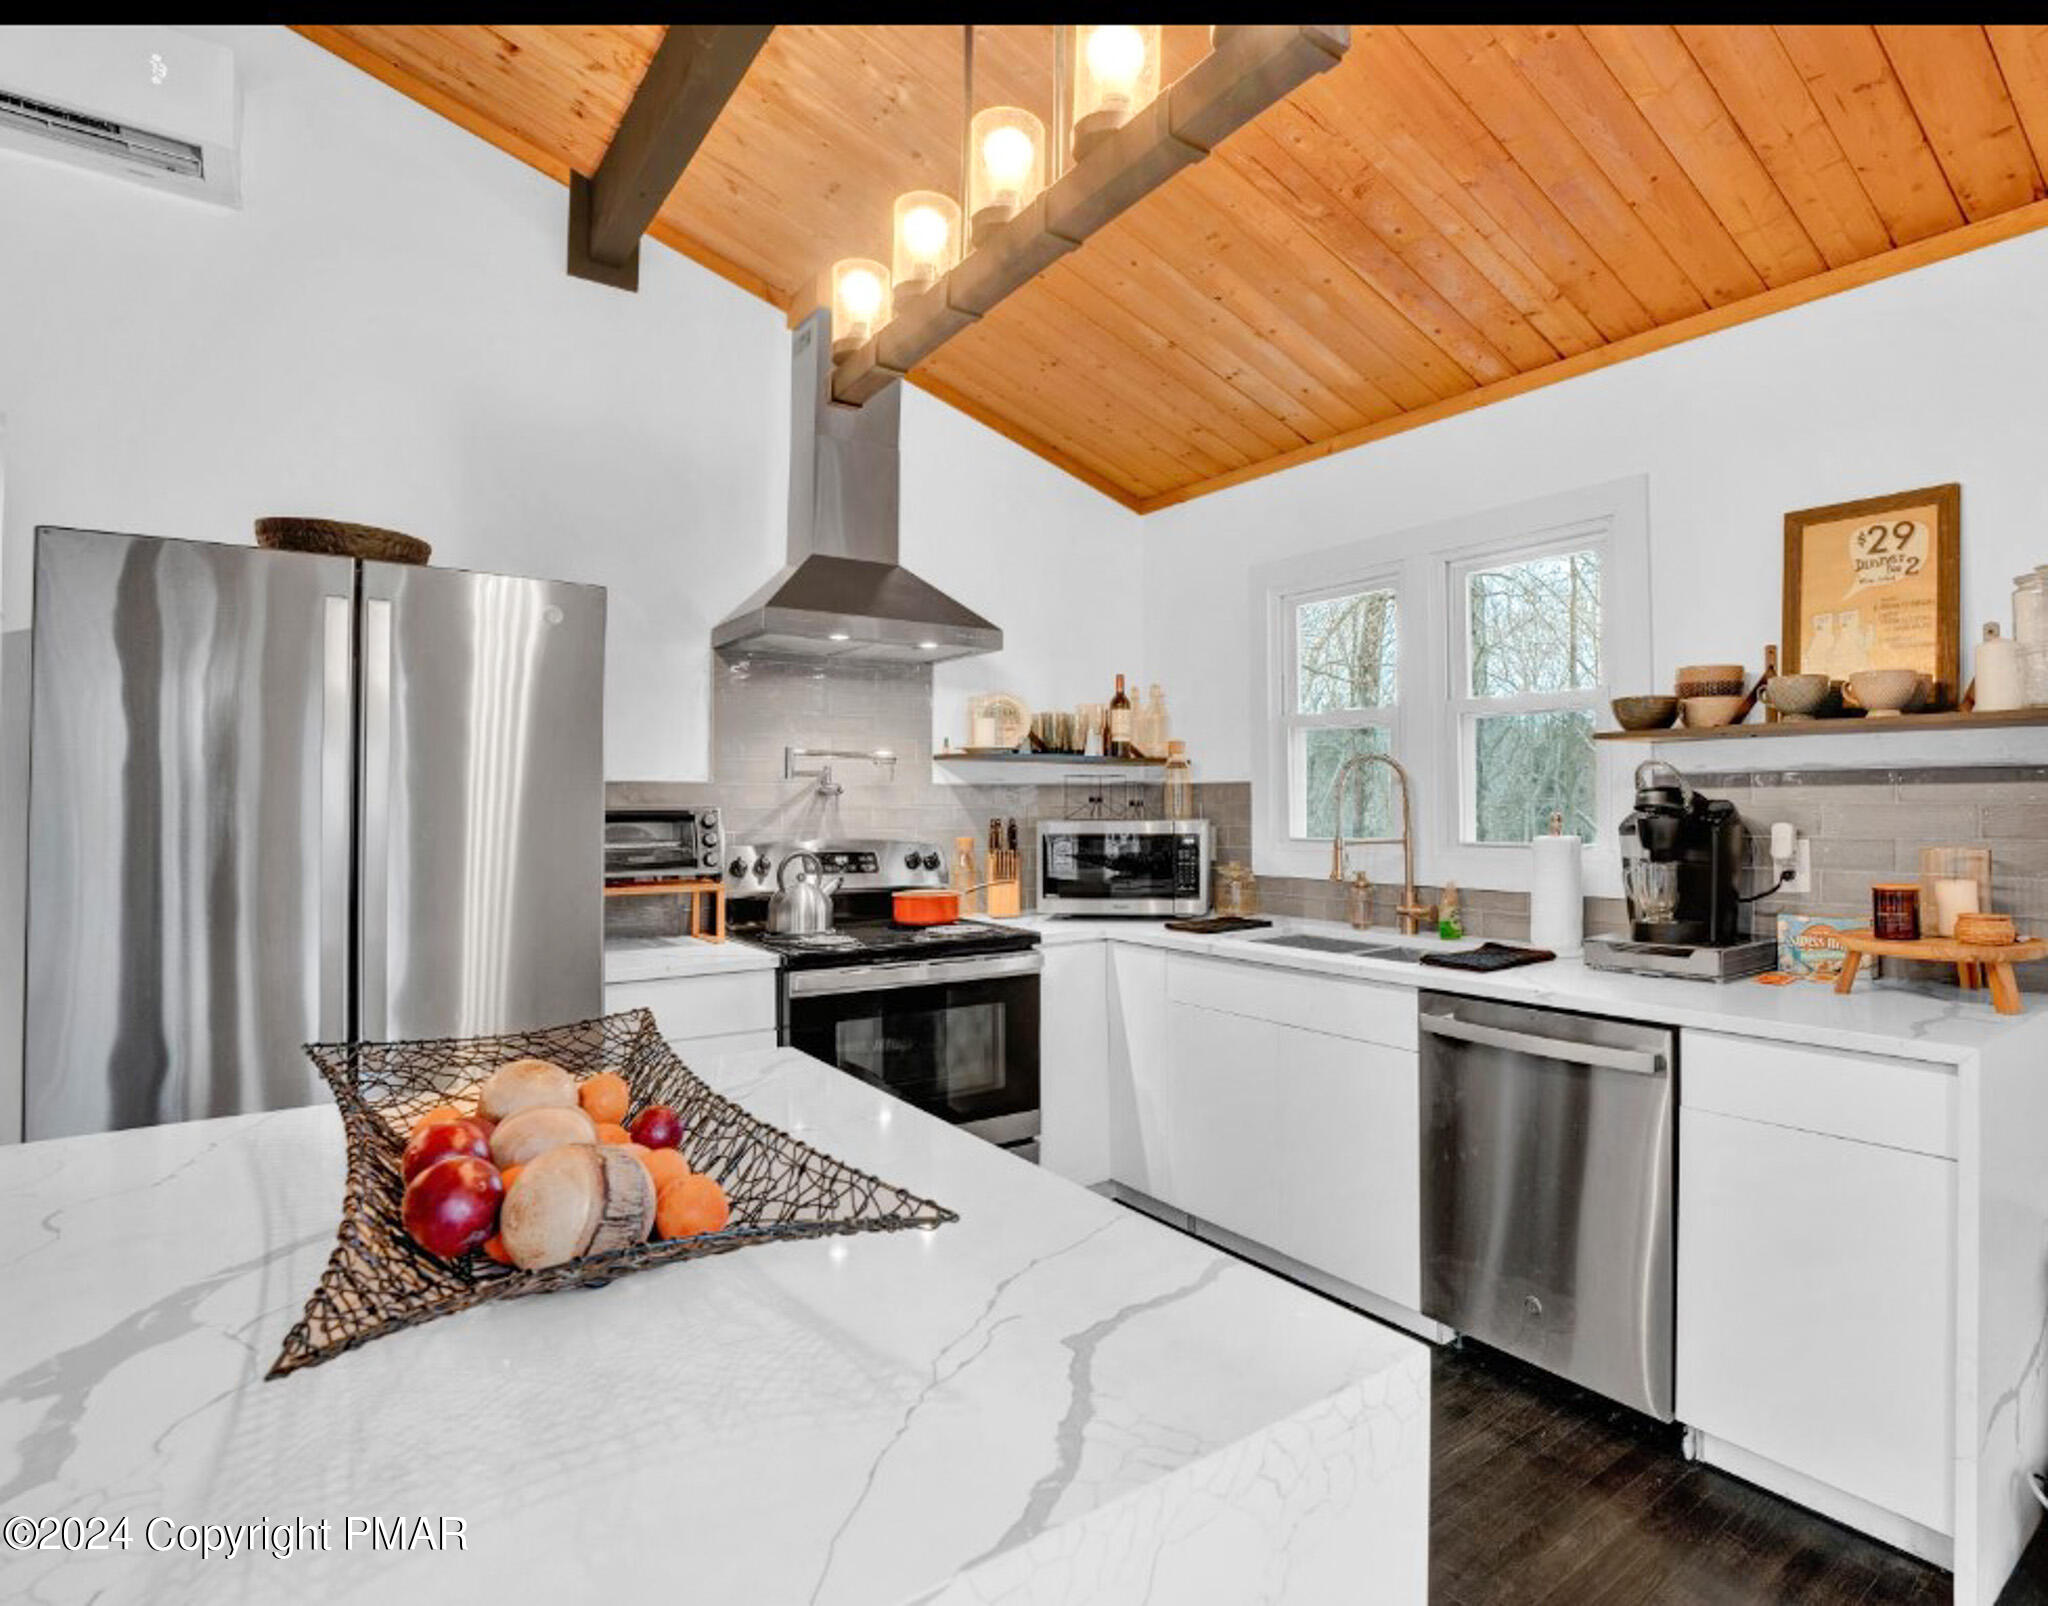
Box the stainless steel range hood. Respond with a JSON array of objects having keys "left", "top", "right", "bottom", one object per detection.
[{"left": 712, "top": 309, "right": 1002, "bottom": 663}]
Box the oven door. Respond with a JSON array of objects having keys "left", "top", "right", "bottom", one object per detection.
[{"left": 782, "top": 952, "right": 1041, "bottom": 1146}]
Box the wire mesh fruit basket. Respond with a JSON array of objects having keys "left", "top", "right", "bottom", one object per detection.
[{"left": 270, "top": 1008, "right": 956, "bottom": 1378}]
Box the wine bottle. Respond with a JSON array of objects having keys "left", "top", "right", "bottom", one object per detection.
[{"left": 1108, "top": 673, "right": 1134, "bottom": 758}]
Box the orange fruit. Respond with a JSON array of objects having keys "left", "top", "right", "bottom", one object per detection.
[
  {"left": 594, "top": 1122, "right": 630, "bottom": 1146},
  {"left": 499, "top": 1164, "right": 523, "bottom": 1195},
  {"left": 642, "top": 1149, "right": 691, "bottom": 1192},
  {"left": 481, "top": 1233, "right": 513, "bottom": 1266},
  {"left": 655, "top": 1173, "right": 730, "bottom": 1240},
  {"left": 410, "top": 1103, "right": 468, "bottom": 1136},
  {"left": 578, "top": 1072, "right": 630, "bottom": 1125}
]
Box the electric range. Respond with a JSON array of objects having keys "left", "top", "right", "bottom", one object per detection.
[{"left": 729, "top": 838, "right": 1043, "bottom": 1151}]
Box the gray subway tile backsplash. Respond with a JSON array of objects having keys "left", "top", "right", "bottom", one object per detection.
[{"left": 615, "top": 676, "right": 2045, "bottom": 992}]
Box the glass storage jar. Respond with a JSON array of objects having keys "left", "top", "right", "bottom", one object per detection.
[{"left": 1214, "top": 862, "right": 1258, "bottom": 917}]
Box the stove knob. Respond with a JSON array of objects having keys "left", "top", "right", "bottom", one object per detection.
[
  {"left": 729, "top": 857, "right": 748, "bottom": 878},
  {"left": 701, "top": 809, "right": 719, "bottom": 827},
  {"left": 753, "top": 857, "right": 774, "bottom": 881},
  {"left": 921, "top": 852, "right": 941, "bottom": 872},
  {"left": 904, "top": 851, "right": 922, "bottom": 871}
]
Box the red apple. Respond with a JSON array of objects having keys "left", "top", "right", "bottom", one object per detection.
[
  {"left": 628, "top": 1105, "right": 682, "bottom": 1150},
  {"left": 402, "top": 1117, "right": 492, "bottom": 1182},
  {"left": 402, "top": 1155, "right": 504, "bottom": 1259}
]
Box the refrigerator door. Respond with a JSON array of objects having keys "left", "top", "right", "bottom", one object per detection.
[
  {"left": 357, "top": 561, "right": 604, "bottom": 1044},
  {"left": 25, "top": 528, "right": 355, "bottom": 1139}
]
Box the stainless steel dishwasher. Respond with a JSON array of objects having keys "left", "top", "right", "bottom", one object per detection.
[{"left": 1419, "top": 992, "right": 1676, "bottom": 1420}]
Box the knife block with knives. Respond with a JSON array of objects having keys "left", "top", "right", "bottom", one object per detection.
[{"left": 985, "top": 817, "right": 1022, "bottom": 918}]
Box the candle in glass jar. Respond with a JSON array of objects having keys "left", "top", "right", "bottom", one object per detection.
[{"left": 1931, "top": 876, "right": 1980, "bottom": 936}]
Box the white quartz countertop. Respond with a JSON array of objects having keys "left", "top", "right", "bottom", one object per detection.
[
  {"left": 0, "top": 1049, "right": 1427, "bottom": 1605},
  {"left": 602, "top": 933, "right": 780, "bottom": 983},
  {"left": 990, "top": 914, "right": 2048, "bottom": 1066}
]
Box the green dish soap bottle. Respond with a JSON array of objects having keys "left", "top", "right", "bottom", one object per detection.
[{"left": 1438, "top": 880, "right": 1464, "bottom": 942}]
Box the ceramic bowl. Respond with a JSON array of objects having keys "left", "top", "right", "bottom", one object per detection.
[
  {"left": 1676, "top": 662, "right": 1745, "bottom": 698},
  {"left": 1760, "top": 673, "right": 1832, "bottom": 719},
  {"left": 1611, "top": 695, "right": 1679, "bottom": 731},
  {"left": 1680, "top": 694, "right": 1747, "bottom": 728},
  {"left": 1845, "top": 668, "right": 1920, "bottom": 718}
]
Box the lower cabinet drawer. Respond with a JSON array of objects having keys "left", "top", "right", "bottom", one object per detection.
[
  {"left": 603, "top": 972, "right": 777, "bottom": 1044},
  {"left": 1677, "top": 1107, "right": 1955, "bottom": 1535},
  {"left": 1166, "top": 952, "right": 1416, "bottom": 1051},
  {"left": 1682, "top": 1030, "right": 1957, "bottom": 1158}
]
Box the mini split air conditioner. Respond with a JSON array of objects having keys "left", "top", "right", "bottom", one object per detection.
[{"left": 0, "top": 26, "right": 239, "bottom": 206}]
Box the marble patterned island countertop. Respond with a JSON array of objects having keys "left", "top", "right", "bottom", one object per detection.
[{"left": 0, "top": 1048, "right": 1428, "bottom": 1606}]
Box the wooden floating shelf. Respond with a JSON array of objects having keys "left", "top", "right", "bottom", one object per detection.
[
  {"left": 934, "top": 752, "right": 1170, "bottom": 780},
  {"left": 1593, "top": 708, "right": 2048, "bottom": 743}
]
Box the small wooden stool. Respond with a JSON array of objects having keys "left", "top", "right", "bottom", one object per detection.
[
  {"left": 1833, "top": 933, "right": 2044, "bottom": 1015},
  {"left": 603, "top": 877, "right": 726, "bottom": 942}
]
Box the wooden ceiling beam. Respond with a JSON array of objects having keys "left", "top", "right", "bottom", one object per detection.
[
  {"left": 567, "top": 23, "right": 773, "bottom": 291},
  {"left": 831, "top": 25, "right": 1351, "bottom": 405}
]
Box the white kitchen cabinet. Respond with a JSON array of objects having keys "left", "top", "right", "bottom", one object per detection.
[
  {"left": 604, "top": 970, "right": 777, "bottom": 1063},
  {"left": 1106, "top": 943, "right": 1172, "bottom": 1200},
  {"left": 1165, "top": 998, "right": 1420, "bottom": 1308},
  {"left": 1678, "top": 1104, "right": 1956, "bottom": 1538},
  {"left": 1038, "top": 942, "right": 1111, "bottom": 1186}
]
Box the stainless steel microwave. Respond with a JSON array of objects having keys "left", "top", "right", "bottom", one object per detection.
[{"left": 1036, "top": 819, "right": 1212, "bottom": 917}]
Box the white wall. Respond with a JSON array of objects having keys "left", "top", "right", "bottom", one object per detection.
[
  {"left": 1144, "top": 228, "right": 2048, "bottom": 783},
  {"left": 0, "top": 24, "right": 1139, "bottom": 1140},
  {"left": 0, "top": 24, "right": 790, "bottom": 784},
  {"left": 906, "top": 388, "right": 1143, "bottom": 754}
]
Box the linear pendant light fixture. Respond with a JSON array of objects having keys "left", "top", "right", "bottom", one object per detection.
[{"left": 830, "top": 24, "right": 1350, "bottom": 407}]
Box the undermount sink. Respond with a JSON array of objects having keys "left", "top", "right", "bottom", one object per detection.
[{"left": 1250, "top": 933, "right": 1427, "bottom": 961}]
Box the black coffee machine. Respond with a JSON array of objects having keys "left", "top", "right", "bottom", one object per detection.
[{"left": 1586, "top": 762, "right": 1778, "bottom": 981}]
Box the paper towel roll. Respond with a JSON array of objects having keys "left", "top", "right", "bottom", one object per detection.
[{"left": 1530, "top": 833, "right": 1584, "bottom": 957}]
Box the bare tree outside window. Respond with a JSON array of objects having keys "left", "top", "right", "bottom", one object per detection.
[
  {"left": 1463, "top": 549, "right": 1602, "bottom": 842},
  {"left": 1289, "top": 586, "right": 1397, "bottom": 838}
]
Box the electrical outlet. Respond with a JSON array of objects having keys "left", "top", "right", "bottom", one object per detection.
[{"left": 1778, "top": 837, "right": 1812, "bottom": 896}]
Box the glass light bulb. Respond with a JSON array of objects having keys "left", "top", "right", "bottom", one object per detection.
[
  {"left": 839, "top": 267, "right": 884, "bottom": 323},
  {"left": 1086, "top": 25, "right": 1148, "bottom": 101},
  {"left": 981, "top": 123, "right": 1036, "bottom": 190},
  {"left": 900, "top": 204, "right": 951, "bottom": 264}
]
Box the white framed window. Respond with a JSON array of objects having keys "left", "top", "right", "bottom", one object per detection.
[
  {"left": 1280, "top": 577, "right": 1400, "bottom": 844},
  {"left": 1250, "top": 477, "right": 1649, "bottom": 895},
  {"left": 1450, "top": 540, "right": 1605, "bottom": 845}
]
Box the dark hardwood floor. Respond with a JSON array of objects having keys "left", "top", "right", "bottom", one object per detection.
[{"left": 1433, "top": 1341, "right": 2048, "bottom": 1605}]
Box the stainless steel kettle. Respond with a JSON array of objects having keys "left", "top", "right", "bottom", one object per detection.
[{"left": 768, "top": 850, "right": 838, "bottom": 935}]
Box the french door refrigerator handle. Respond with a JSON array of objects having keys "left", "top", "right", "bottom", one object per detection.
[
  {"left": 1418, "top": 1010, "right": 1667, "bottom": 1076},
  {"left": 358, "top": 596, "right": 394, "bottom": 1042},
  {"left": 319, "top": 594, "right": 354, "bottom": 1042}
]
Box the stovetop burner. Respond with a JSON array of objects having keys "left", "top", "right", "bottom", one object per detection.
[{"left": 738, "top": 917, "right": 1040, "bottom": 970}]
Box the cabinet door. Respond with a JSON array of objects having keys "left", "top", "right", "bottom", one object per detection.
[
  {"left": 1163, "top": 1002, "right": 1273, "bottom": 1228},
  {"left": 1039, "top": 943, "right": 1111, "bottom": 1186},
  {"left": 1305, "top": 1024, "right": 1420, "bottom": 1308},
  {"left": 603, "top": 972, "right": 776, "bottom": 1045},
  {"left": 1167, "top": 1001, "right": 1420, "bottom": 1309},
  {"left": 1678, "top": 1108, "right": 1955, "bottom": 1534},
  {"left": 1106, "top": 944, "right": 1171, "bottom": 1200}
]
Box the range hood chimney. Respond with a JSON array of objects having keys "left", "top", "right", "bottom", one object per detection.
[{"left": 712, "top": 309, "right": 1002, "bottom": 663}]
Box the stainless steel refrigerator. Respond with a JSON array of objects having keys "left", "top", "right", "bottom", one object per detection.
[{"left": 23, "top": 526, "right": 605, "bottom": 1140}]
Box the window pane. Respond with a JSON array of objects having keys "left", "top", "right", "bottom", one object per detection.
[
  {"left": 1296, "top": 588, "right": 1397, "bottom": 712},
  {"left": 1468, "top": 549, "right": 1601, "bottom": 697},
  {"left": 1472, "top": 711, "right": 1595, "bottom": 843},
  {"left": 1301, "top": 726, "right": 1394, "bottom": 840}
]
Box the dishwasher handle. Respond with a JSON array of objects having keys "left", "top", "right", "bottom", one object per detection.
[{"left": 1420, "top": 1010, "right": 1667, "bottom": 1076}]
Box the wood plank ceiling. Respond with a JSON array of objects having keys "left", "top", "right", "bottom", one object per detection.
[{"left": 301, "top": 25, "right": 2048, "bottom": 512}]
